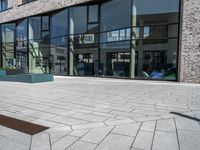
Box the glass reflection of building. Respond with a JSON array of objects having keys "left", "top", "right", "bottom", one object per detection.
[
  {"left": 0, "top": 0, "right": 8, "bottom": 12},
  {"left": 0, "top": 0, "right": 180, "bottom": 81}
]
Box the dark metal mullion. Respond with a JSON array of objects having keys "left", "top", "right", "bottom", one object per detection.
[
  {"left": 14, "top": 23, "right": 16, "bottom": 60},
  {"left": 40, "top": 16, "right": 42, "bottom": 40},
  {"left": 87, "top": 5, "right": 89, "bottom": 32},
  {"left": 176, "top": 0, "right": 182, "bottom": 82},
  {"left": 27, "top": 17, "right": 30, "bottom": 73},
  {"left": 98, "top": 4, "right": 101, "bottom": 76},
  {"left": 67, "top": 8, "right": 70, "bottom": 75},
  {"left": 0, "top": 24, "right": 2, "bottom": 67},
  {"left": 48, "top": 15, "right": 51, "bottom": 74}
]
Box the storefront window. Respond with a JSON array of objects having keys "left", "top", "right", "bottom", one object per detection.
[
  {"left": 0, "top": 0, "right": 180, "bottom": 80},
  {"left": 88, "top": 5, "right": 98, "bottom": 23},
  {"left": 50, "top": 9, "right": 68, "bottom": 75},
  {"left": 1, "top": 23, "right": 15, "bottom": 69},
  {"left": 69, "top": 5, "right": 99, "bottom": 76},
  {"left": 16, "top": 19, "right": 28, "bottom": 73},
  {"left": 28, "top": 16, "right": 50, "bottom": 74},
  {"left": 131, "top": 0, "right": 179, "bottom": 80},
  {"left": 100, "top": 0, "right": 131, "bottom": 77}
]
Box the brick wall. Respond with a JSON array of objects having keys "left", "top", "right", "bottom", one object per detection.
[
  {"left": 179, "top": 0, "right": 200, "bottom": 83},
  {"left": 0, "top": 0, "right": 93, "bottom": 23}
]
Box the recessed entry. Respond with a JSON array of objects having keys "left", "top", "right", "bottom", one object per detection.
[{"left": 0, "top": 114, "right": 49, "bottom": 135}]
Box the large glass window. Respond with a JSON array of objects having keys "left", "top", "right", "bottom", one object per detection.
[
  {"left": 0, "top": 0, "right": 180, "bottom": 80},
  {"left": 100, "top": 0, "right": 131, "bottom": 77},
  {"left": 131, "top": 0, "right": 180, "bottom": 80},
  {"left": 16, "top": 19, "right": 28, "bottom": 73},
  {"left": 50, "top": 9, "right": 68, "bottom": 75},
  {"left": 28, "top": 16, "right": 50, "bottom": 74},
  {"left": 100, "top": 0, "right": 131, "bottom": 32},
  {"left": 1, "top": 23, "right": 15, "bottom": 69},
  {"left": 69, "top": 5, "right": 99, "bottom": 76},
  {"left": 88, "top": 5, "right": 98, "bottom": 23},
  {"left": 70, "top": 6, "right": 87, "bottom": 35}
]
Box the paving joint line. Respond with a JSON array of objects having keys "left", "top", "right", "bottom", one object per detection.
[
  {"left": 129, "top": 122, "right": 143, "bottom": 150},
  {"left": 64, "top": 128, "right": 91, "bottom": 150},
  {"left": 50, "top": 130, "right": 73, "bottom": 145},
  {"left": 48, "top": 133, "right": 52, "bottom": 150},
  {"left": 174, "top": 117, "right": 181, "bottom": 150},
  {"left": 150, "top": 120, "right": 157, "bottom": 150},
  {"left": 93, "top": 126, "right": 115, "bottom": 150},
  {"left": 29, "top": 136, "right": 33, "bottom": 150}
]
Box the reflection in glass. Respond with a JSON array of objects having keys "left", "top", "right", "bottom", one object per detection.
[
  {"left": 1, "top": 24, "right": 15, "bottom": 68},
  {"left": 69, "top": 6, "right": 99, "bottom": 76},
  {"left": 28, "top": 16, "right": 50, "bottom": 74},
  {"left": 0, "top": 0, "right": 180, "bottom": 81},
  {"left": 16, "top": 19, "right": 28, "bottom": 73},
  {"left": 100, "top": 0, "right": 131, "bottom": 32},
  {"left": 100, "top": 0, "right": 131, "bottom": 77},
  {"left": 131, "top": 0, "right": 179, "bottom": 80},
  {"left": 74, "top": 53, "right": 94, "bottom": 76},
  {"left": 69, "top": 6, "right": 87, "bottom": 35},
  {"left": 0, "top": 0, "right": 8, "bottom": 11},
  {"left": 88, "top": 5, "right": 98, "bottom": 23},
  {"left": 100, "top": 41, "right": 130, "bottom": 77},
  {"left": 50, "top": 9, "right": 68, "bottom": 75}
]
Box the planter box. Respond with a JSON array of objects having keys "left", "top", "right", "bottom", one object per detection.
[
  {"left": 0, "top": 74, "right": 54, "bottom": 83},
  {"left": 0, "top": 70, "right": 6, "bottom": 76},
  {"left": 6, "top": 69, "right": 25, "bottom": 75}
]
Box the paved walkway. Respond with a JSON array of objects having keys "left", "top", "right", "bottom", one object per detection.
[{"left": 0, "top": 77, "right": 200, "bottom": 150}]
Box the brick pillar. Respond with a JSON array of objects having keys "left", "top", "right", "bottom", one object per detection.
[{"left": 179, "top": 0, "right": 200, "bottom": 83}]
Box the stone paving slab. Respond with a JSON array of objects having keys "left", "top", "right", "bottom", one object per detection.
[{"left": 0, "top": 76, "right": 200, "bottom": 150}]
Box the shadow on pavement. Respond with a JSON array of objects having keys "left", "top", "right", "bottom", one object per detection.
[{"left": 170, "top": 112, "right": 200, "bottom": 122}]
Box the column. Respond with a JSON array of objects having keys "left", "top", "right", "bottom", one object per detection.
[{"left": 130, "top": 5, "right": 137, "bottom": 78}]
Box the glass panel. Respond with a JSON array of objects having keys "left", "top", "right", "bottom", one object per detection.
[
  {"left": 119, "top": 29, "right": 126, "bottom": 41},
  {"left": 28, "top": 16, "right": 49, "bottom": 74},
  {"left": 100, "top": 0, "right": 131, "bottom": 32},
  {"left": 0, "top": 0, "right": 7, "bottom": 11},
  {"left": 0, "top": 1, "right": 1, "bottom": 10},
  {"left": 22, "top": 0, "right": 36, "bottom": 4},
  {"left": 50, "top": 9, "right": 68, "bottom": 75},
  {"left": 100, "top": 41, "right": 130, "bottom": 77},
  {"left": 1, "top": 23, "right": 15, "bottom": 69},
  {"left": 16, "top": 19, "right": 28, "bottom": 73},
  {"left": 28, "top": 0, "right": 36, "bottom": 2},
  {"left": 88, "top": 5, "right": 98, "bottom": 23},
  {"left": 42, "top": 16, "right": 49, "bottom": 31},
  {"left": 69, "top": 6, "right": 87, "bottom": 34},
  {"left": 69, "top": 6, "right": 99, "bottom": 76},
  {"left": 131, "top": 0, "right": 180, "bottom": 80},
  {"left": 126, "top": 28, "right": 131, "bottom": 40},
  {"left": 100, "top": 0, "right": 131, "bottom": 77},
  {"left": 74, "top": 53, "right": 95, "bottom": 76}
]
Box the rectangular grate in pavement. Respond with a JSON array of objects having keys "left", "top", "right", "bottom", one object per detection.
[{"left": 0, "top": 114, "right": 49, "bottom": 135}]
